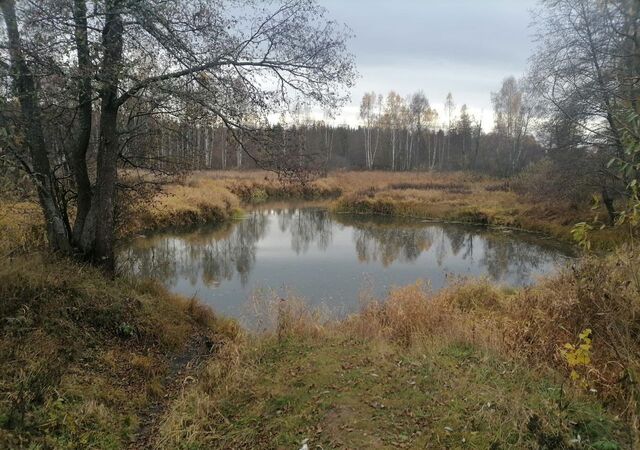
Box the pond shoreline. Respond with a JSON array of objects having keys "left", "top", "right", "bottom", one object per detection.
[
  {"left": 119, "top": 172, "right": 592, "bottom": 250},
  {"left": 120, "top": 204, "right": 575, "bottom": 320},
  {"left": 1, "top": 171, "right": 635, "bottom": 448}
]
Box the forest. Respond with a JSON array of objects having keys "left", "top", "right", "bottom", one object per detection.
[{"left": 1, "top": 0, "right": 640, "bottom": 448}]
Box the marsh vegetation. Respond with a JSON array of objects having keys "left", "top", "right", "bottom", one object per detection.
[{"left": 2, "top": 0, "right": 640, "bottom": 448}]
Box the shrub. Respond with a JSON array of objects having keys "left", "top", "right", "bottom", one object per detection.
[{"left": 512, "top": 158, "right": 591, "bottom": 205}]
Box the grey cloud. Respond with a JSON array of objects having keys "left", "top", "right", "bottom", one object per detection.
[{"left": 316, "top": 0, "right": 538, "bottom": 124}]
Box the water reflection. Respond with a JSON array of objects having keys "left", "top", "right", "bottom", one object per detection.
[
  {"left": 118, "top": 207, "right": 573, "bottom": 318},
  {"left": 338, "top": 214, "right": 569, "bottom": 284},
  {"left": 121, "top": 211, "right": 270, "bottom": 288}
]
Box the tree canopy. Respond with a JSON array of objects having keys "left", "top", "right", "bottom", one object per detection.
[{"left": 0, "top": 0, "right": 356, "bottom": 271}]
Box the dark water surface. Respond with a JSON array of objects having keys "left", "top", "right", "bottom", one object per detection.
[{"left": 119, "top": 206, "right": 574, "bottom": 319}]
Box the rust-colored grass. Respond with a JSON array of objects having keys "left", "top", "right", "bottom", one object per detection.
[
  {"left": 344, "top": 249, "right": 640, "bottom": 419},
  {"left": 0, "top": 170, "right": 619, "bottom": 257},
  {"left": 1, "top": 170, "right": 637, "bottom": 448},
  {"left": 0, "top": 201, "right": 45, "bottom": 257},
  {"left": 328, "top": 171, "right": 616, "bottom": 246}
]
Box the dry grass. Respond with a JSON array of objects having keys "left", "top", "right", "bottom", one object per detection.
[
  {"left": 1, "top": 170, "right": 635, "bottom": 447},
  {"left": 327, "top": 171, "right": 618, "bottom": 247},
  {"left": 0, "top": 201, "right": 45, "bottom": 257},
  {"left": 344, "top": 250, "right": 640, "bottom": 429},
  {"left": 117, "top": 170, "right": 341, "bottom": 239},
  {"left": 151, "top": 244, "right": 640, "bottom": 448},
  {"left": 244, "top": 288, "right": 333, "bottom": 339},
  {"left": 0, "top": 254, "right": 236, "bottom": 448},
  {"left": 344, "top": 280, "right": 505, "bottom": 349},
  {"left": 147, "top": 169, "right": 619, "bottom": 248},
  {"left": 156, "top": 265, "right": 636, "bottom": 449},
  {"left": 119, "top": 177, "right": 241, "bottom": 236},
  {"left": 196, "top": 171, "right": 341, "bottom": 203},
  {"left": 0, "top": 170, "right": 620, "bottom": 257}
]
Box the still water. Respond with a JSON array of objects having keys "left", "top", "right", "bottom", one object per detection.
[{"left": 119, "top": 206, "right": 573, "bottom": 319}]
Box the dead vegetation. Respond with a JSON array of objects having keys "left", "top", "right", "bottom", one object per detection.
[
  {"left": 155, "top": 252, "right": 639, "bottom": 449},
  {"left": 1, "top": 169, "right": 636, "bottom": 447},
  {"left": 0, "top": 254, "right": 238, "bottom": 448},
  {"left": 340, "top": 250, "right": 640, "bottom": 442}
]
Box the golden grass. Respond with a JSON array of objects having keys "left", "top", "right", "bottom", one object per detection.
[
  {"left": 0, "top": 201, "right": 45, "bottom": 257},
  {"left": 327, "top": 171, "right": 618, "bottom": 247},
  {"left": 0, "top": 170, "right": 620, "bottom": 257},
  {"left": 1, "top": 170, "right": 635, "bottom": 446},
  {"left": 119, "top": 177, "right": 241, "bottom": 236},
  {"left": 344, "top": 250, "right": 640, "bottom": 424},
  {"left": 153, "top": 170, "right": 620, "bottom": 248}
]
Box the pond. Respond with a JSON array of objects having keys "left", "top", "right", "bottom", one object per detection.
[{"left": 118, "top": 205, "right": 574, "bottom": 320}]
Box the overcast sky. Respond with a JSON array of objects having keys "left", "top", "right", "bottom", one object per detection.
[{"left": 315, "top": 0, "right": 539, "bottom": 128}]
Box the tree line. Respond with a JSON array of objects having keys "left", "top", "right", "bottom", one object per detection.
[
  {"left": 1, "top": 0, "right": 639, "bottom": 269},
  {"left": 113, "top": 79, "right": 542, "bottom": 178}
]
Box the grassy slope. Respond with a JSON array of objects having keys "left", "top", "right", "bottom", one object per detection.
[
  {"left": 200, "top": 170, "right": 620, "bottom": 248},
  {"left": 326, "top": 171, "right": 619, "bottom": 248},
  {"left": 0, "top": 170, "right": 635, "bottom": 448},
  {"left": 0, "top": 255, "right": 238, "bottom": 448},
  {"left": 155, "top": 258, "right": 640, "bottom": 449},
  {"left": 159, "top": 336, "right": 629, "bottom": 449},
  {"left": 0, "top": 170, "right": 615, "bottom": 255}
]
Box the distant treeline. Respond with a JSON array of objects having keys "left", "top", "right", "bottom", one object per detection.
[{"left": 117, "top": 79, "right": 543, "bottom": 178}]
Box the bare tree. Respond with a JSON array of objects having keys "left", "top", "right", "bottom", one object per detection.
[
  {"left": 530, "top": 0, "right": 640, "bottom": 217},
  {"left": 0, "top": 0, "right": 355, "bottom": 272},
  {"left": 383, "top": 91, "right": 404, "bottom": 171},
  {"left": 407, "top": 91, "right": 429, "bottom": 170},
  {"left": 444, "top": 92, "right": 455, "bottom": 168},
  {"left": 360, "top": 91, "right": 378, "bottom": 169},
  {"left": 491, "top": 76, "right": 535, "bottom": 175},
  {"left": 458, "top": 104, "right": 473, "bottom": 166}
]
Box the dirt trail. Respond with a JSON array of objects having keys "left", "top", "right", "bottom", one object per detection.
[{"left": 128, "top": 334, "right": 213, "bottom": 449}]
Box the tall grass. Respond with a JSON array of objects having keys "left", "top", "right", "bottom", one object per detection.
[
  {"left": 342, "top": 251, "right": 640, "bottom": 432},
  {"left": 0, "top": 201, "right": 45, "bottom": 257}
]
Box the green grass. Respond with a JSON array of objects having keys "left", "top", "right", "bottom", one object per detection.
[{"left": 159, "top": 336, "right": 631, "bottom": 449}]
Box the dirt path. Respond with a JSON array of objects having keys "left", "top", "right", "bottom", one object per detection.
[{"left": 128, "top": 334, "right": 213, "bottom": 449}]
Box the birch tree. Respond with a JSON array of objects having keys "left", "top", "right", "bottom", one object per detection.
[
  {"left": 360, "top": 92, "right": 378, "bottom": 169},
  {"left": 384, "top": 91, "right": 404, "bottom": 171}
]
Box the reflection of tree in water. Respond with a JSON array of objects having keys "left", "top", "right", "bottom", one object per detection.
[
  {"left": 276, "top": 208, "right": 333, "bottom": 254},
  {"left": 120, "top": 208, "right": 571, "bottom": 292},
  {"left": 441, "top": 225, "right": 568, "bottom": 283},
  {"left": 444, "top": 226, "right": 472, "bottom": 258},
  {"left": 119, "top": 211, "right": 270, "bottom": 288},
  {"left": 120, "top": 208, "right": 335, "bottom": 288},
  {"left": 337, "top": 214, "right": 568, "bottom": 279},
  {"left": 351, "top": 225, "right": 434, "bottom": 267},
  {"left": 341, "top": 217, "right": 433, "bottom": 267},
  {"left": 478, "top": 234, "right": 565, "bottom": 284}
]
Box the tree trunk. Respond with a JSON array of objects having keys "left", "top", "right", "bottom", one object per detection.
[
  {"left": 601, "top": 188, "right": 616, "bottom": 225},
  {"left": 1, "top": 0, "right": 72, "bottom": 254},
  {"left": 391, "top": 128, "right": 396, "bottom": 171},
  {"left": 70, "top": 0, "right": 93, "bottom": 245},
  {"left": 79, "top": 0, "right": 124, "bottom": 272}
]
